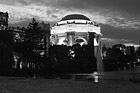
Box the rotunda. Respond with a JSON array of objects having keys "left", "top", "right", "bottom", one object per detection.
[{"left": 50, "top": 14, "right": 102, "bottom": 46}]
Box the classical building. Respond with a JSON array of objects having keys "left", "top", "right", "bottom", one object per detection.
[
  {"left": 0, "top": 12, "right": 8, "bottom": 30},
  {"left": 51, "top": 14, "right": 103, "bottom": 72},
  {"left": 50, "top": 14, "right": 102, "bottom": 56},
  {"left": 51, "top": 14, "right": 102, "bottom": 46}
]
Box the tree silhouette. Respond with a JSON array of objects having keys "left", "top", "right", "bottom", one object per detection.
[
  {"left": 103, "top": 44, "right": 140, "bottom": 71},
  {"left": 23, "top": 18, "right": 46, "bottom": 74},
  {"left": 129, "top": 46, "right": 137, "bottom": 68},
  {"left": 136, "top": 46, "right": 140, "bottom": 66},
  {"left": 136, "top": 46, "right": 140, "bottom": 58},
  {"left": 0, "top": 30, "right": 14, "bottom": 75},
  {"left": 13, "top": 18, "right": 47, "bottom": 76}
]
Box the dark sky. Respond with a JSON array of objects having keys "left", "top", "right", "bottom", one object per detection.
[{"left": 57, "top": 0, "right": 140, "bottom": 14}]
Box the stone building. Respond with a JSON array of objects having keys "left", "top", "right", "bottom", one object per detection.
[{"left": 0, "top": 12, "right": 8, "bottom": 30}]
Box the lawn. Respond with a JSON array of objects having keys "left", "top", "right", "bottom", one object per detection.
[
  {"left": 0, "top": 68, "right": 140, "bottom": 93},
  {"left": 0, "top": 76, "right": 140, "bottom": 93}
]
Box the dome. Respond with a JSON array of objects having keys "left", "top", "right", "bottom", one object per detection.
[{"left": 61, "top": 14, "right": 90, "bottom": 21}]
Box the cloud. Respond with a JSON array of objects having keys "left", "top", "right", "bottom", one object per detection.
[
  {"left": 101, "top": 37, "right": 139, "bottom": 47},
  {"left": 0, "top": 0, "right": 140, "bottom": 30},
  {"left": 44, "top": 0, "right": 140, "bottom": 16},
  {"left": 102, "top": 38, "right": 116, "bottom": 42},
  {"left": 104, "top": 12, "right": 140, "bottom": 30},
  {"left": 124, "top": 43, "right": 140, "bottom": 47},
  {"left": 102, "top": 37, "right": 132, "bottom": 43},
  {"left": 0, "top": 3, "right": 61, "bottom": 23},
  {"left": 100, "top": 36, "right": 139, "bottom": 47}
]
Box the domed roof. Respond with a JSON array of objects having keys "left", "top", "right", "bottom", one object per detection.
[{"left": 61, "top": 14, "right": 90, "bottom": 21}]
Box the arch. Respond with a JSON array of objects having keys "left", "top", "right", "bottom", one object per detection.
[
  {"left": 57, "top": 37, "right": 67, "bottom": 45},
  {"left": 75, "top": 37, "right": 87, "bottom": 46}
]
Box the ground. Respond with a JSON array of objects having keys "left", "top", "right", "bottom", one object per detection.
[
  {"left": 0, "top": 68, "right": 140, "bottom": 93},
  {"left": 0, "top": 76, "right": 140, "bottom": 93}
]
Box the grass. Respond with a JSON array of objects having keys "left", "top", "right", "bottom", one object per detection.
[
  {"left": 0, "top": 77, "right": 139, "bottom": 93},
  {"left": 0, "top": 68, "right": 140, "bottom": 93}
]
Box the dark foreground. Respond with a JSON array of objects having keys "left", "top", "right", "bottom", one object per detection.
[{"left": 0, "top": 74, "right": 140, "bottom": 93}]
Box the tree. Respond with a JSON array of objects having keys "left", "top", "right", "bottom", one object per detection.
[
  {"left": 0, "top": 30, "right": 14, "bottom": 75},
  {"left": 136, "top": 46, "right": 140, "bottom": 59},
  {"left": 129, "top": 46, "right": 137, "bottom": 67},
  {"left": 136, "top": 46, "right": 140, "bottom": 66},
  {"left": 23, "top": 18, "right": 45, "bottom": 71},
  {"left": 12, "top": 18, "right": 47, "bottom": 76},
  {"left": 103, "top": 44, "right": 127, "bottom": 71},
  {"left": 102, "top": 44, "right": 108, "bottom": 58}
]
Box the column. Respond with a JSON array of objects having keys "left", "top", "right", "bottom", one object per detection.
[
  {"left": 66, "top": 32, "right": 75, "bottom": 46},
  {"left": 88, "top": 32, "right": 103, "bottom": 73},
  {"left": 96, "top": 36, "right": 103, "bottom": 73}
]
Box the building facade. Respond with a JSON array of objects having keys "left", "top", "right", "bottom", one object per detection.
[
  {"left": 51, "top": 14, "right": 102, "bottom": 46},
  {"left": 0, "top": 12, "right": 8, "bottom": 30}
]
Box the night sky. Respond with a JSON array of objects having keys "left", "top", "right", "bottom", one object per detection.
[{"left": 0, "top": 0, "right": 140, "bottom": 46}]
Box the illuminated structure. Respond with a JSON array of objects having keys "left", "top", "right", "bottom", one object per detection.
[
  {"left": 51, "top": 14, "right": 103, "bottom": 72},
  {"left": 51, "top": 14, "right": 102, "bottom": 46},
  {"left": 0, "top": 12, "right": 8, "bottom": 30}
]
